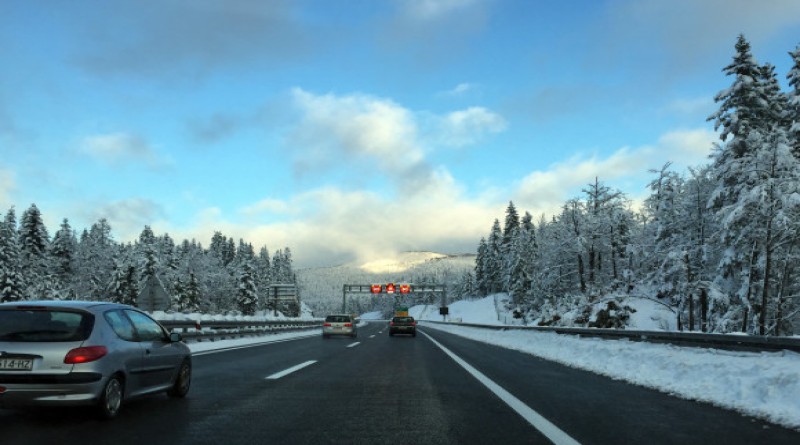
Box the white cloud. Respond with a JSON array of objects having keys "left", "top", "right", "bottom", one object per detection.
[
  {"left": 240, "top": 199, "right": 293, "bottom": 217},
  {"left": 118, "top": 126, "right": 718, "bottom": 268},
  {"left": 439, "top": 106, "right": 507, "bottom": 147},
  {"left": 656, "top": 128, "right": 716, "bottom": 167},
  {"left": 288, "top": 88, "right": 506, "bottom": 195},
  {"left": 291, "top": 88, "right": 424, "bottom": 167},
  {"left": 440, "top": 82, "right": 475, "bottom": 97},
  {"left": 148, "top": 173, "right": 498, "bottom": 268},
  {"left": 514, "top": 128, "right": 716, "bottom": 216},
  {"left": 79, "top": 133, "right": 170, "bottom": 169}
]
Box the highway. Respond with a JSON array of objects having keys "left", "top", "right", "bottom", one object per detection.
[{"left": 3, "top": 322, "right": 799, "bottom": 445}]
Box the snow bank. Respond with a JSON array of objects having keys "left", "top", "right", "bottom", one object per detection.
[{"left": 422, "top": 323, "right": 800, "bottom": 430}]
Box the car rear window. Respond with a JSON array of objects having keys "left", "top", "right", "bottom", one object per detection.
[
  {"left": 325, "top": 315, "right": 351, "bottom": 323},
  {"left": 0, "top": 309, "right": 94, "bottom": 342},
  {"left": 392, "top": 317, "right": 414, "bottom": 323}
]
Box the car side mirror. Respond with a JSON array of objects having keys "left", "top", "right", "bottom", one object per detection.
[{"left": 169, "top": 332, "right": 183, "bottom": 342}]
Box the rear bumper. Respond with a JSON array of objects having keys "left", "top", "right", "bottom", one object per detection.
[
  {"left": 322, "top": 327, "right": 355, "bottom": 336},
  {"left": 389, "top": 326, "right": 416, "bottom": 334},
  {"left": 0, "top": 372, "right": 105, "bottom": 407}
]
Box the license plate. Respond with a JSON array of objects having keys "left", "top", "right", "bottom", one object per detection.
[{"left": 0, "top": 357, "right": 33, "bottom": 371}]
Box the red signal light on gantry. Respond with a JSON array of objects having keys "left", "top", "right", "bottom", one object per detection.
[
  {"left": 371, "top": 284, "right": 382, "bottom": 294},
  {"left": 399, "top": 284, "right": 410, "bottom": 294},
  {"left": 386, "top": 283, "right": 396, "bottom": 294}
]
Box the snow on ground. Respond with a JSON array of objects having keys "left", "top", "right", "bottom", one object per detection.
[
  {"left": 189, "top": 330, "right": 320, "bottom": 353},
  {"left": 420, "top": 320, "right": 800, "bottom": 430},
  {"left": 410, "top": 295, "right": 505, "bottom": 325}
]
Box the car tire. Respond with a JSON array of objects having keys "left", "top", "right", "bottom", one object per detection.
[
  {"left": 168, "top": 359, "right": 192, "bottom": 398},
  {"left": 97, "top": 374, "right": 124, "bottom": 419},
  {"left": 412, "top": 332, "right": 416, "bottom": 337},
  {"left": 323, "top": 334, "right": 330, "bottom": 339}
]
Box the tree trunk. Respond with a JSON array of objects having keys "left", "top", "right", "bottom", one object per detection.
[
  {"left": 759, "top": 219, "right": 772, "bottom": 336},
  {"left": 684, "top": 252, "right": 694, "bottom": 331},
  {"left": 742, "top": 242, "right": 759, "bottom": 334},
  {"left": 577, "top": 254, "right": 586, "bottom": 294},
  {"left": 700, "top": 288, "right": 708, "bottom": 333},
  {"left": 775, "top": 252, "right": 794, "bottom": 336}
]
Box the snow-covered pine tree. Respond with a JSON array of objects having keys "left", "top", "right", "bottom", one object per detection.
[
  {"left": 0, "top": 208, "right": 24, "bottom": 302},
  {"left": 507, "top": 225, "right": 531, "bottom": 308},
  {"left": 108, "top": 259, "right": 138, "bottom": 306},
  {"left": 708, "top": 35, "right": 800, "bottom": 334},
  {"left": 255, "top": 246, "right": 272, "bottom": 296},
  {"left": 707, "top": 35, "right": 768, "bottom": 332},
  {"left": 184, "top": 271, "right": 203, "bottom": 312},
  {"left": 18, "top": 204, "right": 51, "bottom": 298},
  {"left": 236, "top": 262, "right": 258, "bottom": 315},
  {"left": 75, "top": 219, "right": 116, "bottom": 300},
  {"left": 474, "top": 237, "right": 488, "bottom": 296},
  {"left": 49, "top": 218, "right": 77, "bottom": 298},
  {"left": 486, "top": 219, "right": 503, "bottom": 294}
]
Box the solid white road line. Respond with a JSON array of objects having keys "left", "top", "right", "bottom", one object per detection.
[
  {"left": 347, "top": 342, "right": 361, "bottom": 348},
  {"left": 421, "top": 331, "right": 582, "bottom": 445},
  {"left": 265, "top": 360, "right": 317, "bottom": 380}
]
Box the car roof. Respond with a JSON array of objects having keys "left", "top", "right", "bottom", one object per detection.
[{"left": 0, "top": 300, "right": 134, "bottom": 312}]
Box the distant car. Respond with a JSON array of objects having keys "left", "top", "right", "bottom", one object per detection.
[
  {"left": 389, "top": 316, "right": 416, "bottom": 337},
  {"left": 0, "top": 300, "right": 192, "bottom": 419},
  {"left": 322, "top": 314, "right": 357, "bottom": 338}
]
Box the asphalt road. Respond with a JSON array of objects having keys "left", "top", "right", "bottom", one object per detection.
[{"left": 3, "top": 322, "right": 798, "bottom": 445}]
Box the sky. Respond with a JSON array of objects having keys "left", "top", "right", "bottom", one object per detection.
[{"left": 2, "top": 0, "right": 800, "bottom": 268}]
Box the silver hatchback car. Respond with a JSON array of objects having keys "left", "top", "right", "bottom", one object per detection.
[{"left": 0, "top": 300, "right": 191, "bottom": 419}]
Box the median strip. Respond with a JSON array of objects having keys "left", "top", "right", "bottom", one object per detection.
[
  {"left": 265, "top": 360, "right": 317, "bottom": 380},
  {"left": 421, "top": 331, "right": 582, "bottom": 445}
]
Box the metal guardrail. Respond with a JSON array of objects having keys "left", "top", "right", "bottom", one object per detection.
[
  {"left": 422, "top": 320, "right": 800, "bottom": 353},
  {"left": 159, "top": 319, "right": 323, "bottom": 342}
]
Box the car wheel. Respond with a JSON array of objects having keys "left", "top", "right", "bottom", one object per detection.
[
  {"left": 168, "top": 359, "right": 192, "bottom": 398},
  {"left": 323, "top": 334, "right": 330, "bottom": 339},
  {"left": 97, "top": 374, "right": 124, "bottom": 419},
  {"left": 389, "top": 331, "right": 394, "bottom": 336},
  {"left": 412, "top": 332, "right": 417, "bottom": 337}
]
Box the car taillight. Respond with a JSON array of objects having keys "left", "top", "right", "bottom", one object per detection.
[
  {"left": 64, "top": 346, "right": 108, "bottom": 364},
  {"left": 411, "top": 322, "right": 416, "bottom": 326},
  {"left": 389, "top": 321, "right": 394, "bottom": 326},
  {"left": 344, "top": 323, "right": 353, "bottom": 327},
  {"left": 323, "top": 323, "right": 331, "bottom": 327}
]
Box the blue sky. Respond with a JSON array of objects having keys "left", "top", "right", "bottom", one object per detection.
[{"left": 2, "top": 0, "right": 800, "bottom": 268}]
